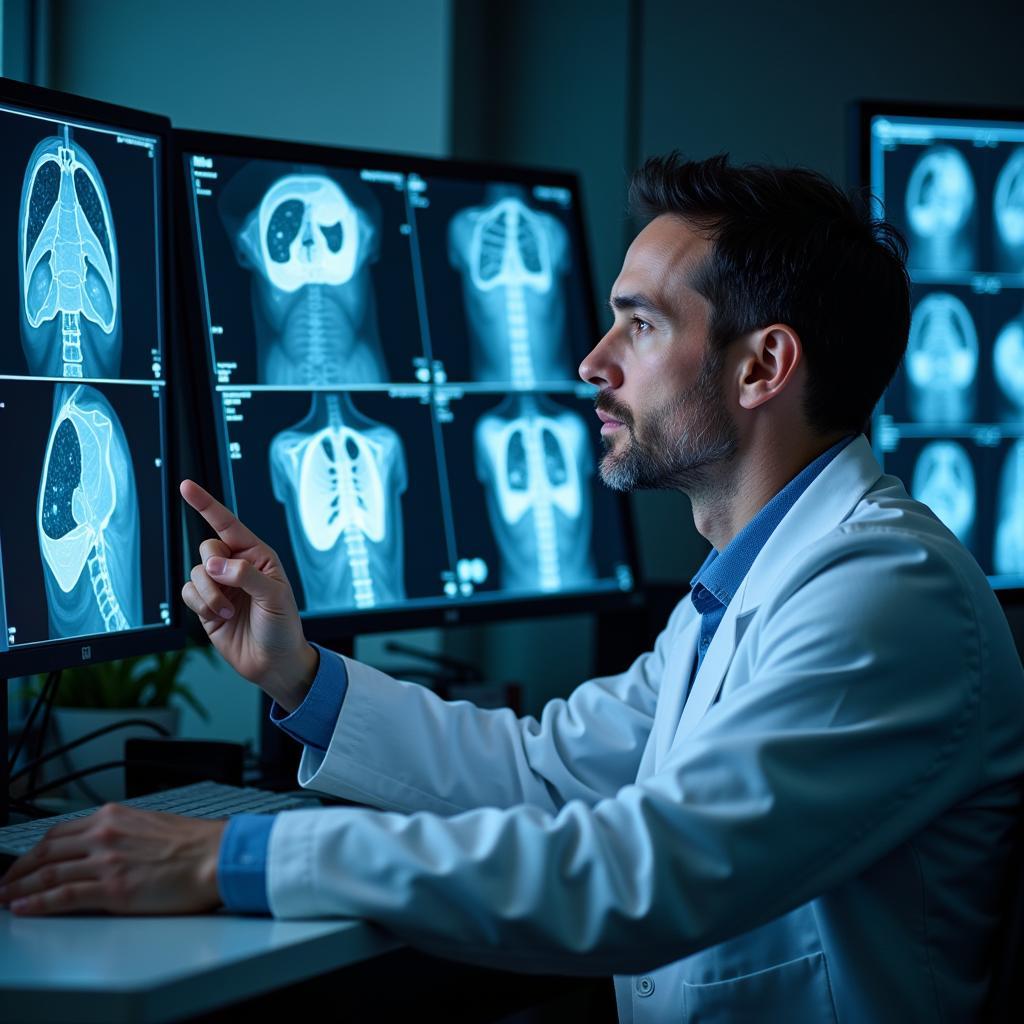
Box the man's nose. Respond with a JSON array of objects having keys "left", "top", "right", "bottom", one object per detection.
[{"left": 578, "top": 330, "right": 622, "bottom": 389}]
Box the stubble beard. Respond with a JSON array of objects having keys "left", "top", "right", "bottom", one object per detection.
[{"left": 596, "top": 346, "right": 738, "bottom": 494}]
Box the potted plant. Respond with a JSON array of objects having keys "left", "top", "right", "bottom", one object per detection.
[{"left": 25, "top": 645, "right": 213, "bottom": 805}]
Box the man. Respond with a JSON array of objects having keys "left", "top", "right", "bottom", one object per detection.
[{"left": 2, "top": 153, "right": 1022, "bottom": 1023}]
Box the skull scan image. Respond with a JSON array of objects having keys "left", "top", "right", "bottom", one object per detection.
[
  {"left": 994, "top": 309, "right": 1024, "bottom": 417},
  {"left": 449, "top": 186, "right": 572, "bottom": 385},
  {"left": 270, "top": 392, "right": 407, "bottom": 611},
  {"left": 234, "top": 175, "right": 387, "bottom": 385},
  {"left": 474, "top": 394, "right": 596, "bottom": 592},
  {"left": 904, "top": 146, "right": 976, "bottom": 273},
  {"left": 994, "top": 147, "right": 1024, "bottom": 272},
  {"left": 19, "top": 126, "right": 121, "bottom": 379},
  {"left": 905, "top": 293, "right": 978, "bottom": 424},
  {"left": 37, "top": 384, "right": 141, "bottom": 638},
  {"left": 911, "top": 441, "right": 976, "bottom": 545},
  {"left": 995, "top": 441, "right": 1024, "bottom": 575}
]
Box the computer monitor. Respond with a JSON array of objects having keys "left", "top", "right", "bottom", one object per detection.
[
  {"left": 0, "top": 77, "right": 185, "bottom": 677},
  {"left": 853, "top": 101, "right": 1024, "bottom": 597},
  {"left": 174, "top": 129, "right": 639, "bottom": 638}
]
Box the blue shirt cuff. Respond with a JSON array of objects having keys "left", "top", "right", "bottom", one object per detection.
[
  {"left": 217, "top": 814, "right": 275, "bottom": 915},
  {"left": 269, "top": 643, "right": 349, "bottom": 751}
]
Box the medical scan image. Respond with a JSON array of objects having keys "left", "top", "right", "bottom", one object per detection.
[
  {"left": 904, "top": 292, "right": 979, "bottom": 423},
  {"left": 231, "top": 172, "right": 388, "bottom": 386},
  {"left": 994, "top": 307, "right": 1024, "bottom": 417},
  {"left": 448, "top": 185, "right": 574, "bottom": 385},
  {"left": 995, "top": 440, "right": 1024, "bottom": 575},
  {"left": 19, "top": 125, "right": 122, "bottom": 379},
  {"left": 911, "top": 440, "right": 977, "bottom": 545},
  {"left": 36, "top": 383, "right": 141, "bottom": 638},
  {"left": 904, "top": 145, "right": 977, "bottom": 274},
  {"left": 994, "top": 147, "right": 1024, "bottom": 273},
  {"left": 473, "top": 393, "right": 596, "bottom": 593},
  {"left": 270, "top": 391, "right": 407, "bottom": 612}
]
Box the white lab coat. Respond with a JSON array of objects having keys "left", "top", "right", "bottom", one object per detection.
[{"left": 266, "top": 434, "right": 1024, "bottom": 1023}]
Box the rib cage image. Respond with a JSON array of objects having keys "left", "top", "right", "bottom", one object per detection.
[
  {"left": 905, "top": 293, "right": 978, "bottom": 424},
  {"left": 270, "top": 392, "right": 407, "bottom": 611},
  {"left": 449, "top": 186, "right": 573, "bottom": 385},
  {"left": 234, "top": 173, "right": 388, "bottom": 385},
  {"left": 19, "top": 125, "right": 122, "bottom": 379},
  {"left": 474, "top": 394, "right": 596, "bottom": 592},
  {"left": 911, "top": 440, "right": 976, "bottom": 544},
  {"left": 36, "top": 383, "right": 141, "bottom": 638}
]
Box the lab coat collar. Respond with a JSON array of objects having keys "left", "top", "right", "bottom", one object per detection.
[{"left": 673, "top": 434, "right": 883, "bottom": 743}]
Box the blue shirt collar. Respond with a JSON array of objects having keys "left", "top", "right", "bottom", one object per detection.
[{"left": 689, "top": 434, "right": 856, "bottom": 614}]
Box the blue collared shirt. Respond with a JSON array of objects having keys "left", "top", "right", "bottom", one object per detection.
[
  {"left": 217, "top": 434, "right": 856, "bottom": 915},
  {"left": 689, "top": 434, "right": 855, "bottom": 678}
]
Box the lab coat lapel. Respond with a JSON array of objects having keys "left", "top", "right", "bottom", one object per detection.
[{"left": 672, "top": 435, "right": 884, "bottom": 745}]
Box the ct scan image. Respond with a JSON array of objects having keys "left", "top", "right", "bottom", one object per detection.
[
  {"left": 218, "top": 388, "right": 450, "bottom": 613},
  {"left": 188, "top": 155, "right": 425, "bottom": 386},
  {"left": 438, "top": 390, "right": 632, "bottom": 598},
  {"left": 0, "top": 106, "right": 163, "bottom": 382},
  {"left": 416, "top": 177, "right": 594, "bottom": 387},
  {"left": 0, "top": 377, "right": 167, "bottom": 647}
]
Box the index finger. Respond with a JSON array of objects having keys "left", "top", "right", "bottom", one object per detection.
[{"left": 179, "top": 479, "right": 262, "bottom": 552}]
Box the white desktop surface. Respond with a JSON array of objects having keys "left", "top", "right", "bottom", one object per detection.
[{"left": 0, "top": 907, "right": 402, "bottom": 1022}]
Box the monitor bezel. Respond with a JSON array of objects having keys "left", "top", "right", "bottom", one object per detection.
[
  {"left": 850, "top": 98, "right": 1024, "bottom": 606},
  {"left": 171, "top": 125, "right": 644, "bottom": 645},
  {"left": 0, "top": 75, "right": 188, "bottom": 676}
]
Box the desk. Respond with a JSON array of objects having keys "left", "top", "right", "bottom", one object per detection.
[{"left": 0, "top": 908, "right": 401, "bottom": 1022}]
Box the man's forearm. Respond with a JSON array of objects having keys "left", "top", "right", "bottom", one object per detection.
[{"left": 264, "top": 643, "right": 320, "bottom": 714}]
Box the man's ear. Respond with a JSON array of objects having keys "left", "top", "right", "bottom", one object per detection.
[{"left": 736, "top": 324, "right": 802, "bottom": 411}]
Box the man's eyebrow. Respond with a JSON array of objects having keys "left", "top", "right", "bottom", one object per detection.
[{"left": 609, "top": 293, "right": 663, "bottom": 315}]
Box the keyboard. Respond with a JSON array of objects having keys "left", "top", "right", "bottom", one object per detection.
[{"left": 0, "top": 780, "right": 322, "bottom": 866}]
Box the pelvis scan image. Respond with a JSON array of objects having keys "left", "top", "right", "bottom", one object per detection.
[
  {"left": 234, "top": 173, "right": 388, "bottom": 385},
  {"left": 19, "top": 126, "right": 121, "bottom": 380},
  {"left": 270, "top": 391, "right": 407, "bottom": 611},
  {"left": 37, "top": 384, "right": 141, "bottom": 638},
  {"left": 904, "top": 145, "right": 976, "bottom": 273},
  {"left": 994, "top": 147, "right": 1024, "bottom": 272},
  {"left": 474, "top": 394, "right": 596, "bottom": 592},
  {"left": 911, "top": 440, "right": 976, "bottom": 545},
  {"left": 449, "top": 186, "right": 573, "bottom": 385},
  {"left": 905, "top": 293, "right": 978, "bottom": 424}
]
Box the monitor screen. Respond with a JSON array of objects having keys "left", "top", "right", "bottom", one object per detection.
[
  {"left": 177, "top": 133, "right": 637, "bottom": 633},
  {"left": 859, "top": 104, "right": 1024, "bottom": 593},
  {"left": 0, "top": 79, "right": 182, "bottom": 675}
]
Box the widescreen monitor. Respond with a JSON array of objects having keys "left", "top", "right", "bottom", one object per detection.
[
  {"left": 175, "top": 130, "right": 639, "bottom": 637},
  {"left": 0, "top": 78, "right": 183, "bottom": 677},
  {"left": 854, "top": 101, "right": 1024, "bottom": 595}
]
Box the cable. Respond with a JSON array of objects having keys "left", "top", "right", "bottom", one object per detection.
[
  {"left": 27, "top": 671, "right": 60, "bottom": 796},
  {"left": 8, "top": 670, "right": 58, "bottom": 773},
  {"left": 10, "top": 718, "right": 173, "bottom": 786}
]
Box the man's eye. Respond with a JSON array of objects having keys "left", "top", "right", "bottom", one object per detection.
[{"left": 631, "top": 315, "right": 651, "bottom": 333}]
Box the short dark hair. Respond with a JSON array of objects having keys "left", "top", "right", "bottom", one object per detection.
[{"left": 628, "top": 152, "right": 911, "bottom": 436}]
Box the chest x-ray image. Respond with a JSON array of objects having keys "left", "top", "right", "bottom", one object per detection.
[
  {"left": 995, "top": 441, "right": 1024, "bottom": 575},
  {"left": 37, "top": 383, "right": 141, "bottom": 638},
  {"left": 474, "top": 394, "right": 596, "bottom": 593},
  {"left": 19, "top": 126, "right": 121, "bottom": 380},
  {"left": 449, "top": 186, "right": 572, "bottom": 385},
  {"left": 994, "top": 308, "right": 1024, "bottom": 417},
  {"left": 905, "top": 292, "right": 978, "bottom": 424},
  {"left": 231, "top": 173, "right": 388, "bottom": 386},
  {"left": 911, "top": 440, "right": 976, "bottom": 545},
  {"left": 270, "top": 391, "right": 407, "bottom": 612},
  {"left": 904, "top": 145, "right": 977, "bottom": 274},
  {"left": 995, "top": 148, "right": 1024, "bottom": 273}
]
